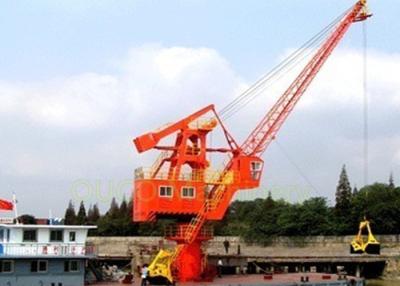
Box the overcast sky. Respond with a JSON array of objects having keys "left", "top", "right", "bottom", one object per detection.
[{"left": 0, "top": 0, "right": 399, "bottom": 217}]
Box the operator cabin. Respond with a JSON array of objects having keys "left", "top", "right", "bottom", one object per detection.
[{"left": 0, "top": 222, "right": 96, "bottom": 286}]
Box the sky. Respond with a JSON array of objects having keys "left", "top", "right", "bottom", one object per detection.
[{"left": 0, "top": 0, "right": 399, "bottom": 217}]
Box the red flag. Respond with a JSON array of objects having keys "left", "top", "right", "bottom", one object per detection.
[{"left": 0, "top": 199, "right": 13, "bottom": 211}]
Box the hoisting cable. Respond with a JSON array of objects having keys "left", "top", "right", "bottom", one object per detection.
[
  {"left": 218, "top": 14, "right": 340, "bottom": 117},
  {"left": 220, "top": 8, "right": 350, "bottom": 120},
  {"left": 362, "top": 19, "right": 369, "bottom": 186},
  {"left": 275, "top": 140, "right": 320, "bottom": 196},
  {"left": 219, "top": 26, "right": 332, "bottom": 121},
  {"left": 218, "top": 7, "right": 352, "bottom": 121}
]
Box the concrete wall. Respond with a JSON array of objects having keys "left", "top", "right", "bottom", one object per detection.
[
  {"left": 87, "top": 235, "right": 400, "bottom": 258},
  {"left": 208, "top": 235, "right": 400, "bottom": 257},
  {"left": 87, "top": 235, "right": 400, "bottom": 278}
]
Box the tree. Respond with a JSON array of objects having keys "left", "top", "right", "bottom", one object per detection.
[
  {"left": 87, "top": 204, "right": 101, "bottom": 224},
  {"left": 119, "top": 196, "right": 128, "bottom": 216},
  {"left": 389, "top": 172, "right": 395, "bottom": 189},
  {"left": 97, "top": 196, "right": 142, "bottom": 236},
  {"left": 245, "top": 197, "right": 285, "bottom": 244},
  {"left": 107, "top": 197, "right": 120, "bottom": 219},
  {"left": 276, "top": 204, "right": 301, "bottom": 236},
  {"left": 335, "top": 165, "right": 353, "bottom": 234},
  {"left": 352, "top": 185, "right": 359, "bottom": 196},
  {"left": 76, "top": 201, "right": 87, "bottom": 225},
  {"left": 353, "top": 183, "right": 400, "bottom": 234},
  {"left": 335, "top": 165, "right": 352, "bottom": 207},
  {"left": 297, "top": 197, "right": 335, "bottom": 235},
  {"left": 64, "top": 200, "right": 77, "bottom": 225}
]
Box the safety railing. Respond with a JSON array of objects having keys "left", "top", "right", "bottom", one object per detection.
[
  {"left": 188, "top": 117, "right": 217, "bottom": 130},
  {"left": 164, "top": 224, "right": 213, "bottom": 240},
  {"left": 0, "top": 243, "right": 97, "bottom": 257},
  {"left": 134, "top": 168, "right": 236, "bottom": 185},
  {"left": 150, "top": 150, "right": 172, "bottom": 177}
]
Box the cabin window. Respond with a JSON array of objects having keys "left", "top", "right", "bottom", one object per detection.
[
  {"left": 0, "top": 229, "right": 3, "bottom": 242},
  {"left": 159, "top": 186, "right": 173, "bottom": 197},
  {"left": 0, "top": 260, "right": 14, "bottom": 273},
  {"left": 181, "top": 187, "right": 195, "bottom": 198},
  {"left": 64, "top": 260, "right": 79, "bottom": 272},
  {"left": 250, "top": 161, "right": 263, "bottom": 180},
  {"left": 23, "top": 229, "right": 37, "bottom": 242},
  {"left": 50, "top": 230, "right": 63, "bottom": 242},
  {"left": 31, "top": 260, "right": 48, "bottom": 273},
  {"left": 69, "top": 231, "right": 76, "bottom": 242}
]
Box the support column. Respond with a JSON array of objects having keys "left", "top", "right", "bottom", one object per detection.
[
  {"left": 356, "top": 264, "right": 361, "bottom": 278},
  {"left": 131, "top": 258, "right": 137, "bottom": 276}
]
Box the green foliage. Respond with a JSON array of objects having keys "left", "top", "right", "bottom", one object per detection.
[
  {"left": 106, "top": 197, "right": 120, "bottom": 219},
  {"left": 76, "top": 201, "right": 87, "bottom": 225},
  {"left": 87, "top": 204, "right": 101, "bottom": 225},
  {"left": 389, "top": 173, "right": 395, "bottom": 189},
  {"left": 352, "top": 183, "right": 400, "bottom": 234},
  {"left": 97, "top": 196, "right": 142, "bottom": 236},
  {"left": 220, "top": 196, "right": 337, "bottom": 245},
  {"left": 64, "top": 200, "right": 77, "bottom": 225},
  {"left": 334, "top": 165, "right": 353, "bottom": 234}
]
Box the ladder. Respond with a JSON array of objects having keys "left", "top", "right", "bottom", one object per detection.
[{"left": 150, "top": 150, "right": 171, "bottom": 178}]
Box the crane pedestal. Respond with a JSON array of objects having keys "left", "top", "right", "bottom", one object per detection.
[{"left": 165, "top": 224, "right": 214, "bottom": 281}]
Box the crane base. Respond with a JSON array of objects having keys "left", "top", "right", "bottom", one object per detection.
[{"left": 174, "top": 241, "right": 206, "bottom": 282}]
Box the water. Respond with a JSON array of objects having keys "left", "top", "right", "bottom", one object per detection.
[{"left": 367, "top": 280, "right": 399, "bottom": 286}]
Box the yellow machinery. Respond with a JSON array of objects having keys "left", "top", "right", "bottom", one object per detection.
[
  {"left": 350, "top": 219, "right": 380, "bottom": 254},
  {"left": 148, "top": 249, "right": 175, "bottom": 284}
]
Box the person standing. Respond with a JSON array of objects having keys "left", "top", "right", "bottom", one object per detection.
[
  {"left": 217, "top": 258, "right": 223, "bottom": 278},
  {"left": 223, "top": 239, "right": 230, "bottom": 254},
  {"left": 141, "top": 264, "right": 149, "bottom": 286}
]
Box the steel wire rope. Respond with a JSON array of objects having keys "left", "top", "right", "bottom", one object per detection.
[
  {"left": 219, "top": 7, "right": 352, "bottom": 121},
  {"left": 362, "top": 20, "right": 369, "bottom": 187}
]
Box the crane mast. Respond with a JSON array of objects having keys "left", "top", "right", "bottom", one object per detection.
[{"left": 132, "top": 0, "right": 370, "bottom": 282}]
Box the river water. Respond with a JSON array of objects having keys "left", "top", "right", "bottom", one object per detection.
[{"left": 367, "top": 280, "right": 399, "bottom": 286}]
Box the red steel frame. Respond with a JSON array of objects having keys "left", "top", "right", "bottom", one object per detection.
[{"left": 132, "top": 0, "right": 370, "bottom": 282}]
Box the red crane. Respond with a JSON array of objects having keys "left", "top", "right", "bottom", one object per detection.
[{"left": 132, "top": 0, "right": 370, "bottom": 282}]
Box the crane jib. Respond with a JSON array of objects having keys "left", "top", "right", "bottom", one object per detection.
[{"left": 241, "top": 1, "right": 369, "bottom": 157}]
